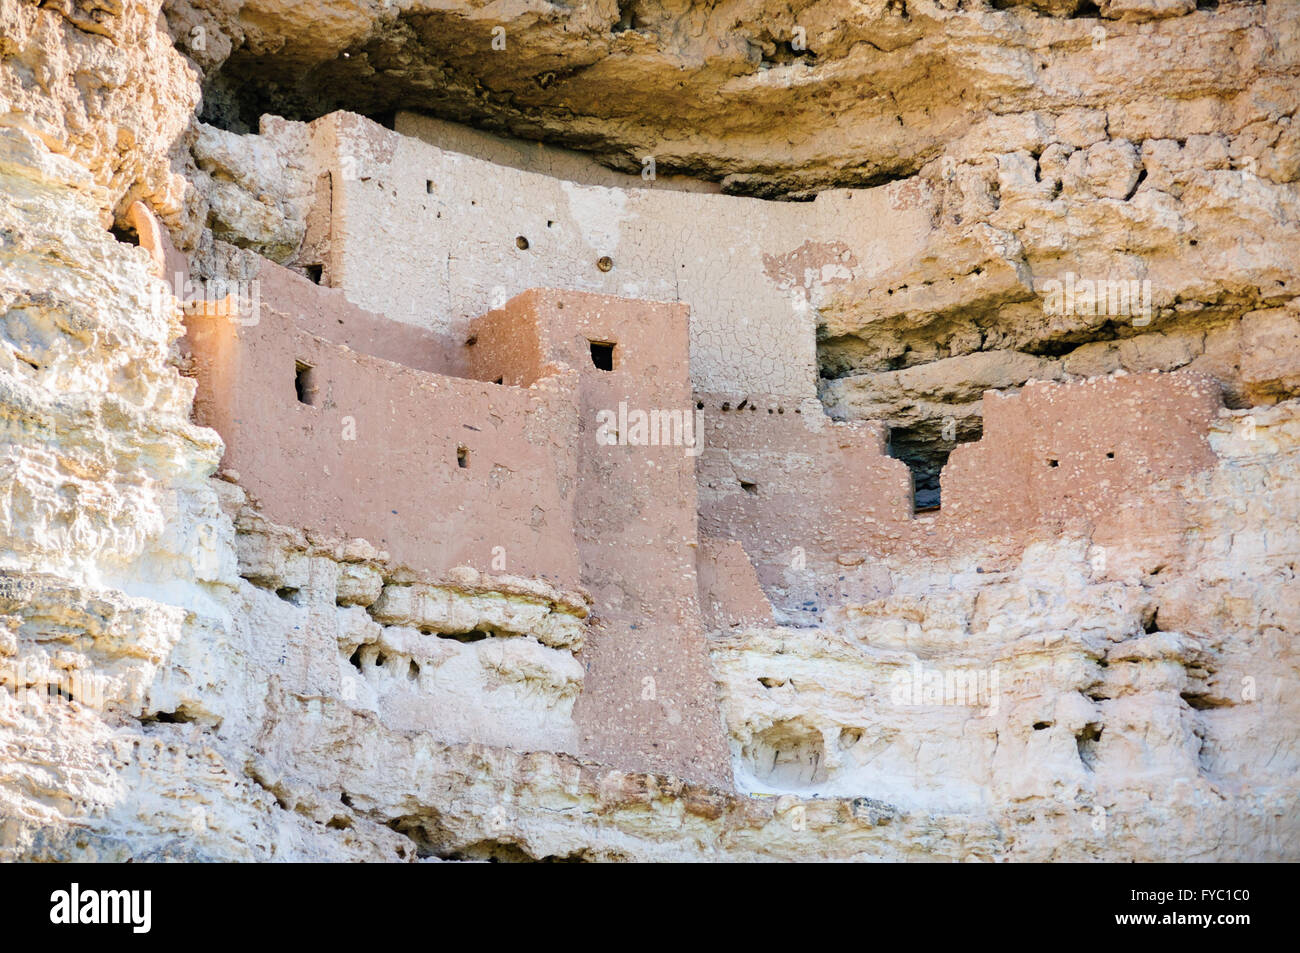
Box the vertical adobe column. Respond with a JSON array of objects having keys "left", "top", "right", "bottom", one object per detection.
[{"left": 522, "top": 291, "right": 734, "bottom": 787}]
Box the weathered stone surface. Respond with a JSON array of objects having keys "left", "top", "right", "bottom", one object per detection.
[
  {"left": 183, "top": 1, "right": 1298, "bottom": 200},
  {"left": 1, "top": 0, "right": 1297, "bottom": 863}
]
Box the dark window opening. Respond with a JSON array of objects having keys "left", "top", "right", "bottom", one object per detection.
[
  {"left": 888, "top": 417, "right": 983, "bottom": 513},
  {"left": 109, "top": 223, "right": 139, "bottom": 246},
  {"left": 740, "top": 481, "right": 759, "bottom": 496},
  {"left": 1048, "top": 458, "right": 1059, "bottom": 468},
  {"left": 275, "top": 586, "right": 301, "bottom": 605},
  {"left": 494, "top": 376, "right": 504, "bottom": 385},
  {"left": 457, "top": 445, "right": 469, "bottom": 469},
  {"left": 1106, "top": 451, "right": 1115, "bottom": 459},
  {"left": 294, "top": 361, "right": 316, "bottom": 405},
  {"left": 516, "top": 235, "right": 529, "bottom": 250},
  {"left": 426, "top": 180, "right": 435, "bottom": 193},
  {"left": 589, "top": 341, "right": 615, "bottom": 371},
  {"left": 305, "top": 264, "right": 324, "bottom": 284}
]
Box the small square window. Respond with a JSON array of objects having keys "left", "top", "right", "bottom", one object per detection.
[
  {"left": 457, "top": 445, "right": 469, "bottom": 469},
  {"left": 589, "top": 341, "right": 615, "bottom": 372}
]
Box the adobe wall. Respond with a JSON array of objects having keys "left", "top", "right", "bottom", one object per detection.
[
  {"left": 270, "top": 111, "right": 936, "bottom": 404},
  {"left": 184, "top": 265, "right": 734, "bottom": 784},
  {"left": 469, "top": 290, "right": 734, "bottom": 786},
  {"left": 250, "top": 256, "right": 467, "bottom": 378},
  {"left": 697, "top": 372, "right": 1223, "bottom": 622},
  {"left": 393, "top": 112, "right": 724, "bottom": 194},
  {"left": 695, "top": 396, "right": 911, "bottom": 622},
  {"left": 935, "top": 372, "right": 1223, "bottom": 543},
  {"left": 184, "top": 261, "right": 583, "bottom": 588},
  {"left": 696, "top": 538, "right": 775, "bottom": 632}
]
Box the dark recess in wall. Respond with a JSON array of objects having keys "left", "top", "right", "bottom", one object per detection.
[{"left": 889, "top": 418, "right": 983, "bottom": 511}]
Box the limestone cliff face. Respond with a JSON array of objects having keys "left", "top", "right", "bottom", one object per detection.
[{"left": 0, "top": 0, "right": 1297, "bottom": 860}]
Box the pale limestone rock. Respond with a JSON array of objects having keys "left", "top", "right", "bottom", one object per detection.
[
  {"left": 0, "top": 0, "right": 1297, "bottom": 864},
  {"left": 1240, "top": 308, "right": 1300, "bottom": 403},
  {"left": 1084, "top": 139, "right": 1143, "bottom": 201},
  {"left": 369, "top": 582, "right": 586, "bottom": 651},
  {"left": 1100, "top": 0, "right": 1197, "bottom": 22},
  {"left": 336, "top": 563, "right": 383, "bottom": 607}
]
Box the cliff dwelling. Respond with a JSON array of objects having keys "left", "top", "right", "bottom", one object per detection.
[{"left": 0, "top": 0, "right": 1298, "bottom": 873}]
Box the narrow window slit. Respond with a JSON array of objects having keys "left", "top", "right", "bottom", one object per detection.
[{"left": 294, "top": 361, "right": 316, "bottom": 405}]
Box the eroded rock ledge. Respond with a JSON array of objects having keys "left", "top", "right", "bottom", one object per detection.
[{"left": 1, "top": 0, "right": 1297, "bottom": 862}]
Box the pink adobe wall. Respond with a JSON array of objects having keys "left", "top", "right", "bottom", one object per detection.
[
  {"left": 697, "top": 371, "right": 1223, "bottom": 620},
  {"left": 937, "top": 372, "right": 1222, "bottom": 538},
  {"left": 469, "top": 290, "right": 735, "bottom": 787},
  {"left": 186, "top": 274, "right": 735, "bottom": 785},
  {"left": 695, "top": 399, "right": 912, "bottom": 619},
  {"left": 697, "top": 537, "right": 775, "bottom": 631},
  {"left": 184, "top": 265, "right": 583, "bottom": 587},
  {"left": 180, "top": 242, "right": 1223, "bottom": 784},
  {"left": 464, "top": 291, "right": 550, "bottom": 387},
  {"left": 251, "top": 259, "right": 467, "bottom": 378}
]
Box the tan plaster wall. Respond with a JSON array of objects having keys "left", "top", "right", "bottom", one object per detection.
[{"left": 280, "top": 111, "right": 935, "bottom": 403}]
